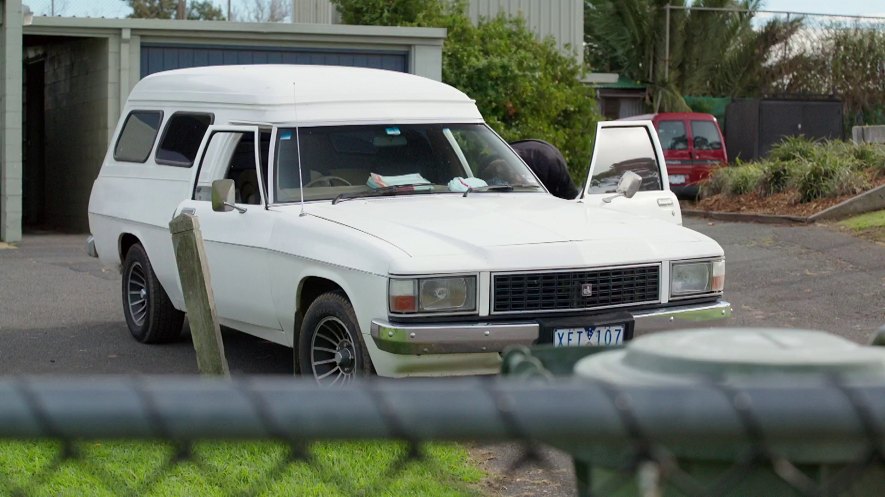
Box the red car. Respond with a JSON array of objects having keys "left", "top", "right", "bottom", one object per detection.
[{"left": 620, "top": 112, "right": 728, "bottom": 198}]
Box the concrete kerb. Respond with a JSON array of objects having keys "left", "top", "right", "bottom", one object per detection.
[
  {"left": 809, "top": 184, "right": 885, "bottom": 222},
  {"left": 683, "top": 184, "right": 885, "bottom": 224},
  {"left": 682, "top": 209, "right": 812, "bottom": 224}
]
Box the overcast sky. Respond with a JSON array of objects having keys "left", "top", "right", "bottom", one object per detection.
[
  {"left": 28, "top": 0, "right": 885, "bottom": 21},
  {"left": 760, "top": 0, "right": 884, "bottom": 17}
]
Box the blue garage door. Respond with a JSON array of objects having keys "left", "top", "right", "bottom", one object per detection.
[{"left": 140, "top": 44, "right": 409, "bottom": 78}]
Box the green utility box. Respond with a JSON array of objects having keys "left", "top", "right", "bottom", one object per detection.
[{"left": 504, "top": 328, "right": 885, "bottom": 496}]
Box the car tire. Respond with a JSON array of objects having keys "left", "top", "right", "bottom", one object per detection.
[
  {"left": 296, "top": 291, "right": 373, "bottom": 384},
  {"left": 122, "top": 243, "right": 184, "bottom": 343}
]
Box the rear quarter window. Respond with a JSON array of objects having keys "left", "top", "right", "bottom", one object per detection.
[
  {"left": 113, "top": 111, "right": 163, "bottom": 163},
  {"left": 155, "top": 112, "right": 214, "bottom": 167}
]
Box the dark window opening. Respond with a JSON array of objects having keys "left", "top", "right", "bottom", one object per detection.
[
  {"left": 156, "top": 112, "right": 214, "bottom": 167},
  {"left": 114, "top": 111, "right": 163, "bottom": 163}
]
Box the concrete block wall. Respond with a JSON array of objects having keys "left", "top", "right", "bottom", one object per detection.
[
  {"left": 43, "top": 37, "right": 109, "bottom": 232},
  {"left": 852, "top": 126, "right": 885, "bottom": 144},
  {"left": 1, "top": 0, "right": 24, "bottom": 242}
]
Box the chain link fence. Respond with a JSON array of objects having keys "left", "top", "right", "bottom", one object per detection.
[{"left": 1, "top": 375, "right": 883, "bottom": 496}]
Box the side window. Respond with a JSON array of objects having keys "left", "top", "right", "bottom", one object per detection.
[
  {"left": 588, "top": 127, "right": 662, "bottom": 194},
  {"left": 656, "top": 120, "right": 687, "bottom": 151},
  {"left": 156, "top": 112, "right": 213, "bottom": 167},
  {"left": 691, "top": 120, "right": 723, "bottom": 150},
  {"left": 113, "top": 111, "right": 163, "bottom": 163},
  {"left": 194, "top": 130, "right": 266, "bottom": 205}
]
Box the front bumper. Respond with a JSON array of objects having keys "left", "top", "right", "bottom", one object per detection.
[{"left": 370, "top": 300, "right": 732, "bottom": 355}]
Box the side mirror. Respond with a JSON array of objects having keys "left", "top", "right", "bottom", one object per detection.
[
  {"left": 211, "top": 179, "right": 245, "bottom": 213},
  {"left": 603, "top": 171, "right": 642, "bottom": 204},
  {"left": 617, "top": 171, "right": 642, "bottom": 199}
]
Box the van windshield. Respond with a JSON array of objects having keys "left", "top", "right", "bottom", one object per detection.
[{"left": 273, "top": 123, "right": 541, "bottom": 203}]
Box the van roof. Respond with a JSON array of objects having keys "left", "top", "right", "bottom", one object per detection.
[
  {"left": 126, "top": 65, "right": 483, "bottom": 125},
  {"left": 619, "top": 112, "right": 717, "bottom": 121}
]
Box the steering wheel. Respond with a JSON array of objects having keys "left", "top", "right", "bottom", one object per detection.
[{"left": 305, "top": 175, "right": 352, "bottom": 187}]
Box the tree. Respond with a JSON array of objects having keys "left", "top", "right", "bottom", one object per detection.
[
  {"left": 330, "top": 0, "right": 601, "bottom": 178},
  {"left": 584, "top": 0, "right": 799, "bottom": 111},
  {"left": 773, "top": 25, "right": 885, "bottom": 126},
  {"left": 334, "top": 0, "right": 451, "bottom": 26},
  {"left": 127, "top": 0, "right": 225, "bottom": 20},
  {"left": 236, "top": 0, "right": 291, "bottom": 22},
  {"left": 186, "top": 1, "right": 225, "bottom": 20}
]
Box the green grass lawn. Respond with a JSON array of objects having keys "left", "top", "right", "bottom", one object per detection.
[
  {"left": 0, "top": 440, "right": 484, "bottom": 497},
  {"left": 838, "top": 209, "right": 885, "bottom": 243}
]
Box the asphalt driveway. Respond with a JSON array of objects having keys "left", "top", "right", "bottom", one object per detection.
[{"left": 0, "top": 219, "right": 882, "bottom": 496}]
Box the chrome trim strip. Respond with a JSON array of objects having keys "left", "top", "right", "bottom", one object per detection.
[
  {"left": 491, "top": 262, "right": 661, "bottom": 276},
  {"left": 370, "top": 320, "right": 539, "bottom": 355},
  {"left": 668, "top": 291, "right": 724, "bottom": 302},
  {"left": 491, "top": 299, "right": 662, "bottom": 316},
  {"left": 633, "top": 300, "right": 732, "bottom": 329}
]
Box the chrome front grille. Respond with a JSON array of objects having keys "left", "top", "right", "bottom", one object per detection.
[{"left": 492, "top": 264, "right": 661, "bottom": 314}]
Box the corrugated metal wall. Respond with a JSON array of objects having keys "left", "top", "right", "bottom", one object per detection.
[
  {"left": 139, "top": 44, "right": 408, "bottom": 78},
  {"left": 293, "top": 0, "right": 582, "bottom": 58},
  {"left": 467, "top": 0, "right": 583, "bottom": 55},
  {"left": 292, "top": 0, "right": 339, "bottom": 24}
]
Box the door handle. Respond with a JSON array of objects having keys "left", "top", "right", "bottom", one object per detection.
[{"left": 657, "top": 198, "right": 674, "bottom": 207}]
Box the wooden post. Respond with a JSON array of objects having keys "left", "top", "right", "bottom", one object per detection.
[{"left": 169, "top": 213, "right": 229, "bottom": 376}]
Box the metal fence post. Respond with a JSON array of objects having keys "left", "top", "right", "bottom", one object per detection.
[{"left": 169, "top": 213, "right": 229, "bottom": 376}]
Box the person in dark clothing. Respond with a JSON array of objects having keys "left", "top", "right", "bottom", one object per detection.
[{"left": 509, "top": 139, "right": 580, "bottom": 200}]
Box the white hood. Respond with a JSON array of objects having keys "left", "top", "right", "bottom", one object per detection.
[{"left": 302, "top": 194, "right": 722, "bottom": 272}]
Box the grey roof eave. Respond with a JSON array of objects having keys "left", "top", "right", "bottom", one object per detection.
[{"left": 24, "top": 16, "right": 446, "bottom": 45}]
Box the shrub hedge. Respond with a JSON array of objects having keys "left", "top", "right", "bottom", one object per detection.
[{"left": 702, "top": 137, "right": 884, "bottom": 202}]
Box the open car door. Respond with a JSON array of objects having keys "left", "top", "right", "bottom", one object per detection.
[
  {"left": 581, "top": 121, "right": 682, "bottom": 224},
  {"left": 175, "top": 125, "right": 282, "bottom": 337}
]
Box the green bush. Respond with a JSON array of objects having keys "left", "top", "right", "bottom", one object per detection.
[
  {"left": 851, "top": 143, "right": 885, "bottom": 177},
  {"left": 702, "top": 161, "right": 763, "bottom": 196},
  {"left": 704, "top": 137, "right": 879, "bottom": 202},
  {"left": 330, "top": 0, "right": 601, "bottom": 179},
  {"left": 728, "top": 164, "right": 765, "bottom": 195},
  {"left": 795, "top": 148, "right": 869, "bottom": 202},
  {"left": 757, "top": 159, "right": 797, "bottom": 195},
  {"left": 767, "top": 136, "right": 819, "bottom": 162}
]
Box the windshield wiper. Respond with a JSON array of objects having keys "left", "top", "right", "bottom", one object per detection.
[
  {"left": 332, "top": 184, "right": 433, "bottom": 205},
  {"left": 462, "top": 184, "right": 541, "bottom": 197}
]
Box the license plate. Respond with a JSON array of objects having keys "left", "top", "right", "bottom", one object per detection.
[
  {"left": 553, "top": 325, "right": 625, "bottom": 347},
  {"left": 668, "top": 174, "right": 686, "bottom": 185}
]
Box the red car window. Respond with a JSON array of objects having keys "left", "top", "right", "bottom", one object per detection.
[
  {"left": 656, "top": 120, "right": 688, "bottom": 150},
  {"left": 691, "top": 120, "right": 723, "bottom": 150}
]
